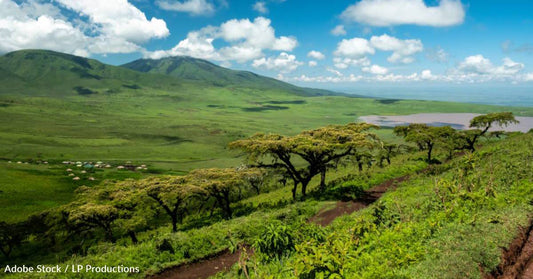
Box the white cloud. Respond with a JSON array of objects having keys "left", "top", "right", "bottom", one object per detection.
[
  {"left": 370, "top": 34, "right": 423, "bottom": 64},
  {"left": 0, "top": 0, "right": 168, "bottom": 55},
  {"left": 57, "top": 0, "right": 169, "bottom": 44},
  {"left": 307, "top": 50, "right": 325, "bottom": 60},
  {"left": 252, "top": 52, "right": 303, "bottom": 73},
  {"left": 253, "top": 1, "right": 268, "bottom": 13},
  {"left": 146, "top": 17, "right": 298, "bottom": 63},
  {"left": 362, "top": 64, "right": 388, "bottom": 75},
  {"left": 334, "top": 38, "right": 375, "bottom": 58},
  {"left": 220, "top": 17, "right": 297, "bottom": 51},
  {"left": 289, "top": 74, "right": 363, "bottom": 83},
  {"left": 331, "top": 25, "right": 346, "bottom": 36},
  {"left": 308, "top": 61, "right": 317, "bottom": 67},
  {"left": 333, "top": 57, "right": 371, "bottom": 69},
  {"left": 420, "top": 69, "right": 436, "bottom": 80},
  {"left": 156, "top": 0, "right": 215, "bottom": 16},
  {"left": 457, "top": 55, "right": 524, "bottom": 75},
  {"left": 341, "top": 0, "right": 465, "bottom": 27}
]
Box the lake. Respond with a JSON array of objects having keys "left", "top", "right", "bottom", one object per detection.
[{"left": 359, "top": 113, "right": 533, "bottom": 132}]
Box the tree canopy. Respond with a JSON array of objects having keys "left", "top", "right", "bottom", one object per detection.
[
  {"left": 230, "top": 123, "right": 379, "bottom": 199},
  {"left": 394, "top": 124, "right": 455, "bottom": 162}
]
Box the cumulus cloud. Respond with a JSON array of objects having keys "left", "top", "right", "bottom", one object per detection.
[
  {"left": 341, "top": 0, "right": 465, "bottom": 27},
  {"left": 369, "top": 34, "right": 423, "bottom": 63},
  {"left": 146, "top": 17, "right": 298, "bottom": 63},
  {"left": 334, "top": 38, "right": 375, "bottom": 58},
  {"left": 220, "top": 17, "right": 297, "bottom": 51},
  {"left": 307, "top": 50, "right": 325, "bottom": 60},
  {"left": 57, "top": 0, "right": 169, "bottom": 44},
  {"left": 420, "top": 69, "right": 436, "bottom": 80},
  {"left": 457, "top": 55, "right": 524, "bottom": 75},
  {"left": 252, "top": 52, "right": 303, "bottom": 73},
  {"left": 331, "top": 25, "right": 347, "bottom": 36},
  {"left": 308, "top": 61, "right": 317, "bottom": 67},
  {"left": 333, "top": 57, "right": 371, "bottom": 69},
  {"left": 362, "top": 64, "right": 388, "bottom": 75},
  {"left": 0, "top": 1, "right": 88, "bottom": 55},
  {"left": 156, "top": 0, "right": 215, "bottom": 16},
  {"left": 253, "top": 1, "right": 268, "bottom": 13},
  {"left": 0, "top": 0, "right": 168, "bottom": 55},
  {"left": 288, "top": 74, "right": 363, "bottom": 83},
  {"left": 332, "top": 34, "right": 422, "bottom": 69}
]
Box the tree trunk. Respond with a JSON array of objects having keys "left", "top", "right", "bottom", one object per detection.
[
  {"left": 128, "top": 230, "right": 138, "bottom": 244},
  {"left": 427, "top": 143, "right": 433, "bottom": 162},
  {"left": 171, "top": 215, "right": 178, "bottom": 233},
  {"left": 301, "top": 180, "right": 310, "bottom": 198},
  {"left": 291, "top": 179, "right": 298, "bottom": 200},
  {"left": 319, "top": 168, "right": 326, "bottom": 192},
  {"left": 222, "top": 191, "right": 232, "bottom": 219}
]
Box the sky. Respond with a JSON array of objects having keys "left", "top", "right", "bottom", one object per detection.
[{"left": 1, "top": 0, "right": 533, "bottom": 91}]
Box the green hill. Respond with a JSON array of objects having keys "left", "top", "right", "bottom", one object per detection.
[
  {"left": 0, "top": 50, "right": 191, "bottom": 96},
  {"left": 0, "top": 50, "right": 335, "bottom": 97},
  {"left": 121, "top": 55, "right": 335, "bottom": 96}
]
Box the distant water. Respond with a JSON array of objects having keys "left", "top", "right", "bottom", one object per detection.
[
  {"left": 340, "top": 86, "right": 533, "bottom": 107},
  {"left": 359, "top": 113, "right": 533, "bottom": 132}
]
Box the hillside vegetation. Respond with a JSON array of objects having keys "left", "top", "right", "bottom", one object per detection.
[
  {"left": 2, "top": 50, "right": 532, "bottom": 223},
  {"left": 1, "top": 50, "right": 533, "bottom": 279}
]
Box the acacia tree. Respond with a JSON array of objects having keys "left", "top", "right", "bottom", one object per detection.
[
  {"left": 68, "top": 203, "right": 119, "bottom": 242},
  {"left": 188, "top": 168, "right": 262, "bottom": 219},
  {"left": 377, "top": 143, "right": 400, "bottom": 167},
  {"left": 458, "top": 112, "right": 518, "bottom": 151},
  {"left": 230, "top": 123, "right": 378, "bottom": 199},
  {"left": 394, "top": 124, "right": 455, "bottom": 162},
  {"left": 132, "top": 176, "right": 204, "bottom": 233}
]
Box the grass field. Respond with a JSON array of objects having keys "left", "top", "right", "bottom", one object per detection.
[
  {"left": 2, "top": 50, "right": 533, "bottom": 227},
  {"left": 2, "top": 86, "right": 533, "bottom": 222}
]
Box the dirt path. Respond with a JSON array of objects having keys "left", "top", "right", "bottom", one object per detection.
[
  {"left": 148, "top": 173, "right": 412, "bottom": 279},
  {"left": 308, "top": 174, "right": 411, "bottom": 226},
  {"left": 147, "top": 249, "right": 242, "bottom": 279},
  {"left": 485, "top": 220, "right": 533, "bottom": 279}
]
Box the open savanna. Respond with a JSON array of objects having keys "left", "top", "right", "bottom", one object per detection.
[{"left": 2, "top": 50, "right": 533, "bottom": 223}]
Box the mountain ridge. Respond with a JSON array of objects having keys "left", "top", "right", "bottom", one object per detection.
[{"left": 0, "top": 49, "right": 339, "bottom": 97}]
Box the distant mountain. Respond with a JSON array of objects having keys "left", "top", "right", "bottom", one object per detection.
[
  {"left": 0, "top": 50, "right": 339, "bottom": 97},
  {"left": 0, "top": 50, "right": 184, "bottom": 96},
  {"left": 121, "top": 56, "right": 334, "bottom": 96}
]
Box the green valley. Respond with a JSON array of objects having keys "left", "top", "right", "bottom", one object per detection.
[{"left": 1, "top": 50, "right": 533, "bottom": 279}]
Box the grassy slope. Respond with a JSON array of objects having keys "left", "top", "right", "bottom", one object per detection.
[
  {"left": 239, "top": 133, "right": 533, "bottom": 279},
  {"left": 5, "top": 133, "right": 530, "bottom": 279},
  {"left": 1, "top": 49, "right": 533, "bottom": 223}
]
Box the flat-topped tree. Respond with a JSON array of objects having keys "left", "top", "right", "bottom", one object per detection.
[
  {"left": 131, "top": 176, "right": 204, "bottom": 233},
  {"left": 230, "top": 123, "right": 379, "bottom": 199},
  {"left": 459, "top": 112, "right": 519, "bottom": 151},
  {"left": 188, "top": 168, "right": 263, "bottom": 219},
  {"left": 295, "top": 123, "right": 378, "bottom": 193},
  {"left": 68, "top": 203, "right": 119, "bottom": 242},
  {"left": 394, "top": 124, "right": 455, "bottom": 163}
]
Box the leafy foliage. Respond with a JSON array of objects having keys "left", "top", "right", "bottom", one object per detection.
[{"left": 230, "top": 123, "right": 380, "bottom": 199}]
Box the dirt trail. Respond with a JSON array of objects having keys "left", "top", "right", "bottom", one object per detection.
[
  {"left": 148, "top": 173, "right": 412, "bottom": 279},
  {"left": 147, "top": 249, "right": 242, "bottom": 279},
  {"left": 485, "top": 220, "right": 533, "bottom": 279},
  {"left": 308, "top": 174, "right": 411, "bottom": 226}
]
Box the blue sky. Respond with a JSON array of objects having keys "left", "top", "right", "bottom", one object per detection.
[{"left": 2, "top": 0, "right": 533, "bottom": 90}]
